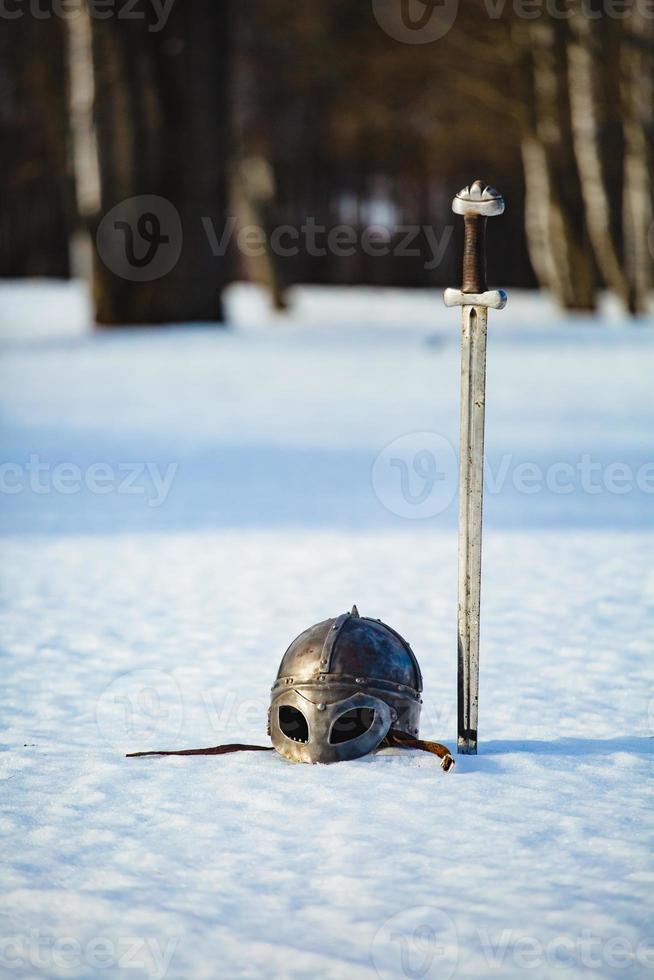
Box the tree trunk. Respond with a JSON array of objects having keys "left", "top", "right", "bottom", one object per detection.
[
  {"left": 91, "top": 2, "right": 231, "bottom": 325},
  {"left": 0, "top": 10, "right": 73, "bottom": 278},
  {"left": 517, "top": 21, "right": 596, "bottom": 311},
  {"left": 621, "top": 9, "right": 654, "bottom": 313},
  {"left": 231, "top": 2, "right": 288, "bottom": 310},
  {"left": 567, "top": 4, "right": 636, "bottom": 311}
]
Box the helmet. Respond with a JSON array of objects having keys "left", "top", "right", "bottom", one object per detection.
[
  {"left": 127, "top": 605, "right": 453, "bottom": 770},
  {"left": 269, "top": 605, "right": 423, "bottom": 764}
]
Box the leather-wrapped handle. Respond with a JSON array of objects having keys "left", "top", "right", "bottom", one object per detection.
[{"left": 462, "top": 214, "right": 487, "bottom": 294}]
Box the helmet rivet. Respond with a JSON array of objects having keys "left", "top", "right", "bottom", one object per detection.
[
  {"left": 356, "top": 677, "right": 365, "bottom": 684},
  {"left": 318, "top": 703, "right": 326, "bottom": 711}
]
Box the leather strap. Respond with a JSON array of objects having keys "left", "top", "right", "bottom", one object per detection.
[
  {"left": 127, "top": 732, "right": 455, "bottom": 771},
  {"left": 126, "top": 743, "right": 274, "bottom": 758},
  {"left": 384, "top": 729, "right": 455, "bottom": 771}
]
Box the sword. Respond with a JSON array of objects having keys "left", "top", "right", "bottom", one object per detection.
[{"left": 444, "top": 180, "right": 507, "bottom": 755}]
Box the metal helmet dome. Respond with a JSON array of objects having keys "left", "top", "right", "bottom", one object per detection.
[{"left": 269, "top": 605, "right": 423, "bottom": 764}]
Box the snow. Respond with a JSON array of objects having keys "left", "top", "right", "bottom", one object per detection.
[{"left": 1, "top": 281, "right": 653, "bottom": 979}]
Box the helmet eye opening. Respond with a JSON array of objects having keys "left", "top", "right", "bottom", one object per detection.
[
  {"left": 329, "top": 707, "right": 375, "bottom": 745},
  {"left": 278, "top": 705, "right": 309, "bottom": 743}
]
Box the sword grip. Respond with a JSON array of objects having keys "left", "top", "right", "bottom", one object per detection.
[{"left": 462, "top": 214, "right": 487, "bottom": 294}]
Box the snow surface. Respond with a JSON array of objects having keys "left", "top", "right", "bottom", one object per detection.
[{"left": 1, "top": 281, "right": 653, "bottom": 979}]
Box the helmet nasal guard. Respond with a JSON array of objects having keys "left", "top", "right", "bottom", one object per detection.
[{"left": 269, "top": 606, "right": 423, "bottom": 764}]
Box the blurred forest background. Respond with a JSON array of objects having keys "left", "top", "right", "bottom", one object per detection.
[{"left": 0, "top": 0, "right": 652, "bottom": 324}]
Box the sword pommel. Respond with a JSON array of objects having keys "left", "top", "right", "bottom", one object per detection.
[
  {"left": 452, "top": 180, "right": 504, "bottom": 219},
  {"left": 451, "top": 180, "right": 504, "bottom": 295}
]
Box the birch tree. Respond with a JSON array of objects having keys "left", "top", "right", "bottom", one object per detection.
[
  {"left": 516, "top": 17, "right": 596, "bottom": 310},
  {"left": 621, "top": 6, "right": 654, "bottom": 311}
]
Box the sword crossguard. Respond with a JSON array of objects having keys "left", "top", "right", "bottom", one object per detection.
[
  {"left": 448, "top": 180, "right": 505, "bottom": 297},
  {"left": 444, "top": 288, "right": 507, "bottom": 310}
]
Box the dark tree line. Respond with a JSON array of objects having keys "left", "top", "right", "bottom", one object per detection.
[{"left": 0, "top": 0, "right": 651, "bottom": 323}]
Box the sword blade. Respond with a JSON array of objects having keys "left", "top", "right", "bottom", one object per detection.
[{"left": 457, "top": 304, "right": 488, "bottom": 754}]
